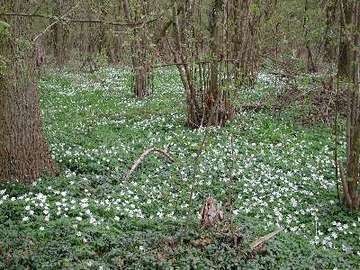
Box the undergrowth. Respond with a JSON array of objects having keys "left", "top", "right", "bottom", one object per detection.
[{"left": 0, "top": 67, "right": 359, "bottom": 269}]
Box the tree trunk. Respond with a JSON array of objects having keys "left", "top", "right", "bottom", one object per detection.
[
  {"left": 0, "top": 8, "right": 56, "bottom": 182},
  {"left": 205, "top": 0, "right": 235, "bottom": 127},
  {"left": 123, "top": 0, "right": 151, "bottom": 99},
  {"left": 53, "top": 0, "right": 69, "bottom": 67},
  {"left": 338, "top": 0, "right": 360, "bottom": 210},
  {"left": 303, "top": 0, "right": 317, "bottom": 73},
  {"left": 171, "top": 0, "right": 235, "bottom": 128}
]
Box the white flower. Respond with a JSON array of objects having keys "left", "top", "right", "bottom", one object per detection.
[
  {"left": 22, "top": 216, "right": 29, "bottom": 222},
  {"left": 89, "top": 217, "right": 96, "bottom": 224},
  {"left": 290, "top": 198, "right": 298, "bottom": 208},
  {"left": 39, "top": 226, "right": 45, "bottom": 231},
  {"left": 114, "top": 216, "right": 120, "bottom": 222}
]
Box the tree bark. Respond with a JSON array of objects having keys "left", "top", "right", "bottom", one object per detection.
[
  {"left": 53, "top": 0, "right": 69, "bottom": 67},
  {"left": 0, "top": 6, "right": 56, "bottom": 182},
  {"left": 338, "top": 0, "right": 360, "bottom": 210},
  {"left": 206, "top": 0, "right": 235, "bottom": 127},
  {"left": 123, "top": 0, "right": 151, "bottom": 99}
]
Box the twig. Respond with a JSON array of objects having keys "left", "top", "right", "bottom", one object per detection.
[
  {"left": 0, "top": 12, "right": 55, "bottom": 20},
  {"left": 250, "top": 227, "right": 284, "bottom": 251},
  {"left": 151, "top": 59, "right": 241, "bottom": 69},
  {"left": 124, "top": 148, "right": 174, "bottom": 180},
  {"left": 33, "top": 3, "right": 80, "bottom": 43},
  {"left": 0, "top": 13, "right": 159, "bottom": 28},
  {"left": 334, "top": 74, "right": 341, "bottom": 205}
]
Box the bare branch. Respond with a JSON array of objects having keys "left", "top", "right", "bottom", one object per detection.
[
  {"left": 0, "top": 12, "right": 159, "bottom": 28},
  {"left": 32, "top": 3, "right": 81, "bottom": 43},
  {"left": 124, "top": 148, "right": 175, "bottom": 180},
  {"left": 250, "top": 227, "right": 284, "bottom": 251}
]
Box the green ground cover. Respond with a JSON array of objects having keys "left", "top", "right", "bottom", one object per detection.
[{"left": 0, "top": 68, "right": 359, "bottom": 269}]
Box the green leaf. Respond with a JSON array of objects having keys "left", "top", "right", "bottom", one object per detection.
[
  {"left": 0, "top": 20, "right": 10, "bottom": 30},
  {"left": 0, "top": 20, "right": 10, "bottom": 37}
]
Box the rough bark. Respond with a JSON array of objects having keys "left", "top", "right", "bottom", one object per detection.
[
  {"left": 123, "top": 0, "right": 152, "bottom": 99},
  {"left": 53, "top": 0, "right": 69, "bottom": 67},
  {"left": 0, "top": 5, "right": 56, "bottom": 182},
  {"left": 338, "top": 0, "right": 360, "bottom": 210}
]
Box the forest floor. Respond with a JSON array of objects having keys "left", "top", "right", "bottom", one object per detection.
[{"left": 0, "top": 67, "right": 359, "bottom": 269}]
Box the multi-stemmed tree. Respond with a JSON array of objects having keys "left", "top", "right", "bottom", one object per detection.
[{"left": 169, "top": 0, "right": 261, "bottom": 128}]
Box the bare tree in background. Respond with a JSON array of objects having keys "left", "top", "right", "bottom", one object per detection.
[
  {"left": 123, "top": 0, "right": 153, "bottom": 99},
  {"left": 170, "top": 0, "right": 260, "bottom": 128}
]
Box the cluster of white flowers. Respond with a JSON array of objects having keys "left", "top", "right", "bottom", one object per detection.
[{"left": 1, "top": 67, "right": 349, "bottom": 259}]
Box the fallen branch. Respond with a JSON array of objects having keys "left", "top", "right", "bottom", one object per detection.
[
  {"left": 250, "top": 227, "right": 283, "bottom": 251},
  {"left": 124, "top": 148, "right": 174, "bottom": 180}
]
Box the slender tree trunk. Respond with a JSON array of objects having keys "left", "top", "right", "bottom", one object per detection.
[
  {"left": 53, "top": 0, "right": 68, "bottom": 67},
  {"left": 338, "top": 0, "right": 352, "bottom": 79},
  {"left": 0, "top": 9, "right": 56, "bottom": 182},
  {"left": 303, "top": 0, "right": 317, "bottom": 73},
  {"left": 123, "top": 0, "right": 151, "bottom": 99},
  {"left": 338, "top": 0, "right": 360, "bottom": 210}
]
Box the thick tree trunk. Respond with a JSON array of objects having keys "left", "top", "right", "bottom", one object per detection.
[
  {"left": 133, "top": 65, "right": 150, "bottom": 99},
  {"left": 338, "top": 0, "right": 360, "bottom": 210},
  {"left": 0, "top": 13, "right": 56, "bottom": 182},
  {"left": 344, "top": 86, "right": 360, "bottom": 210}
]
